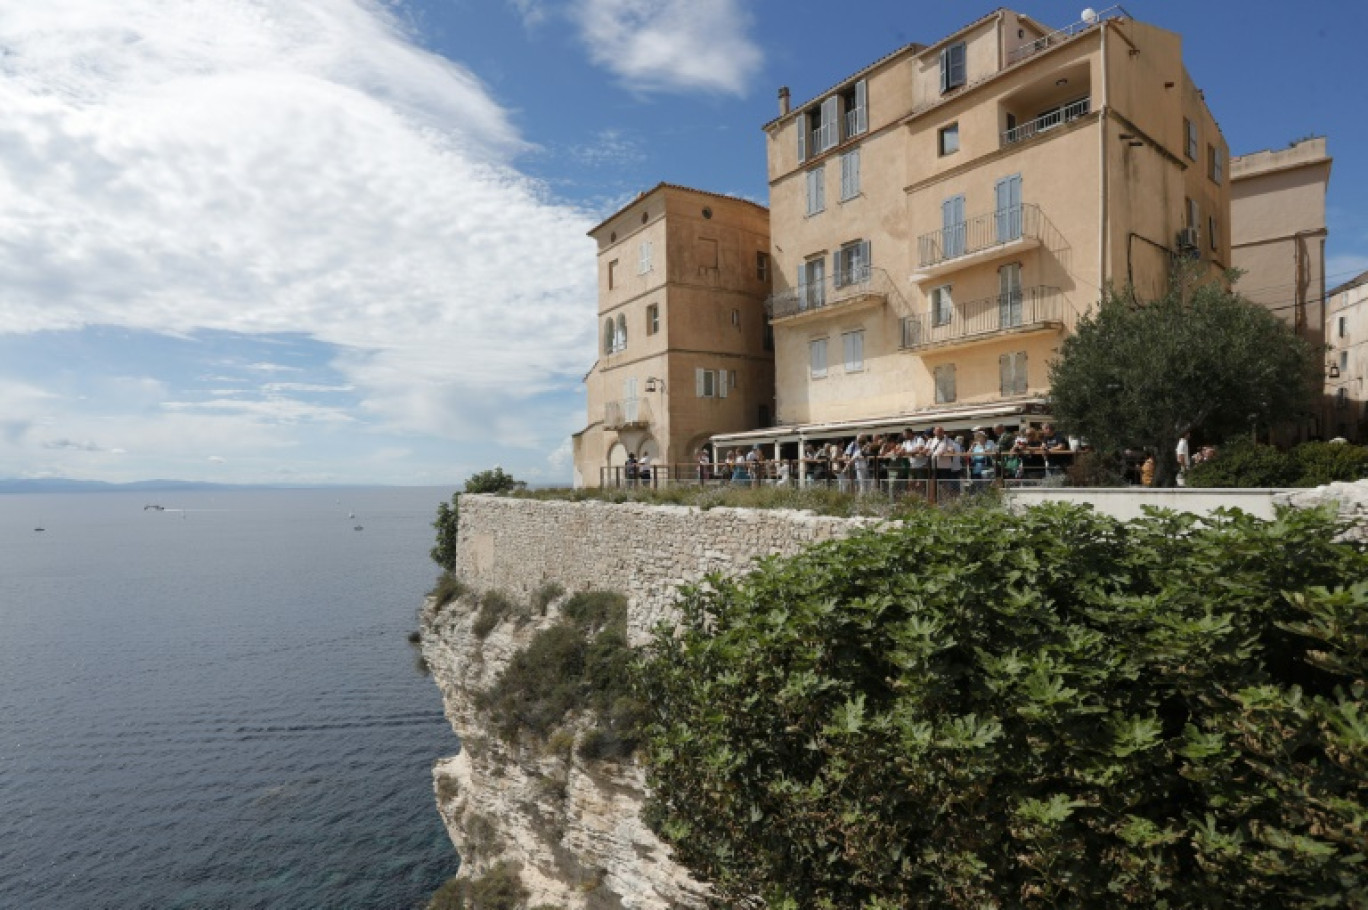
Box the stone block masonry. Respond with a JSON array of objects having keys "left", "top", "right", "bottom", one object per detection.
[{"left": 455, "top": 494, "right": 876, "bottom": 644}]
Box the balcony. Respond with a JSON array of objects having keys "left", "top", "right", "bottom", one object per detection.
[
  {"left": 1007, "top": 5, "right": 1129, "bottom": 65},
  {"left": 766, "top": 266, "right": 896, "bottom": 324},
  {"left": 914, "top": 204, "right": 1043, "bottom": 281},
  {"left": 1003, "top": 97, "right": 1091, "bottom": 145},
  {"left": 604, "top": 397, "right": 652, "bottom": 431},
  {"left": 900, "top": 285, "right": 1067, "bottom": 351}
]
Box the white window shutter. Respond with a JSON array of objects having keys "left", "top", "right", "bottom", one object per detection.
[
  {"left": 1017, "top": 351, "right": 1028, "bottom": 394},
  {"left": 940, "top": 46, "right": 951, "bottom": 93},
  {"left": 797, "top": 112, "right": 806, "bottom": 162},
  {"left": 718, "top": 369, "right": 729, "bottom": 398},
  {"left": 638, "top": 241, "right": 652, "bottom": 274},
  {"left": 858, "top": 240, "right": 870, "bottom": 280},
  {"left": 695, "top": 368, "right": 706, "bottom": 397},
  {"left": 854, "top": 79, "right": 867, "bottom": 134},
  {"left": 820, "top": 96, "right": 838, "bottom": 151}
]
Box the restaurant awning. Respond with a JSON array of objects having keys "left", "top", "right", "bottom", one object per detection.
[{"left": 709, "top": 399, "right": 1052, "bottom": 449}]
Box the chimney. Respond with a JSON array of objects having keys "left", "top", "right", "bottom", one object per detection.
[{"left": 778, "top": 86, "right": 791, "bottom": 117}]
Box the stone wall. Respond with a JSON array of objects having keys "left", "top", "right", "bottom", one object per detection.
[{"left": 455, "top": 494, "right": 874, "bottom": 644}]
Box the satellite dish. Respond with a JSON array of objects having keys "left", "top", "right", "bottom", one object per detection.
[{"left": 1082, "top": 7, "right": 1098, "bottom": 23}]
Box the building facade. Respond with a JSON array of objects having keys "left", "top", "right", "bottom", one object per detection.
[
  {"left": 716, "top": 7, "right": 1229, "bottom": 454},
  {"left": 572, "top": 184, "right": 774, "bottom": 486},
  {"left": 1326, "top": 272, "right": 1368, "bottom": 443}
]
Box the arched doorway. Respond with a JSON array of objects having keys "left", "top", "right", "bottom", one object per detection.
[{"left": 605, "top": 442, "right": 627, "bottom": 487}]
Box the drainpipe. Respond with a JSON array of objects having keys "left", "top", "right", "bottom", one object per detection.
[{"left": 1097, "top": 22, "right": 1109, "bottom": 293}]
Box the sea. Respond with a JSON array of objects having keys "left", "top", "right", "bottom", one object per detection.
[{"left": 0, "top": 487, "right": 464, "bottom": 910}]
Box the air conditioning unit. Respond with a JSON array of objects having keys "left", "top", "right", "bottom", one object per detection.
[{"left": 1177, "top": 226, "right": 1200, "bottom": 250}]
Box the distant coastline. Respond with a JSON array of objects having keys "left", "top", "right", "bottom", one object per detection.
[{"left": 0, "top": 478, "right": 407, "bottom": 494}]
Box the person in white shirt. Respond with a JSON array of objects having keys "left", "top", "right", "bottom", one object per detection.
[
  {"left": 929, "top": 426, "right": 963, "bottom": 497},
  {"left": 1176, "top": 432, "right": 1191, "bottom": 487}
]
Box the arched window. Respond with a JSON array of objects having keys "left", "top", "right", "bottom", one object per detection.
[
  {"left": 603, "top": 319, "right": 616, "bottom": 355},
  {"left": 615, "top": 314, "right": 627, "bottom": 352}
]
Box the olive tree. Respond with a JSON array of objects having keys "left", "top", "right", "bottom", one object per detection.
[{"left": 1048, "top": 277, "right": 1318, "bottom": 486}]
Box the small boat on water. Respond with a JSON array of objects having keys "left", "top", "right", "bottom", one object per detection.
[
  {"left": 353, "top": 525, "right": 364, "bottom": 531},
  {"left": 34, "top": 527, "right": 45, "bottom": 532},
  {"left": 144, "top": 504, "right": 165, "bottom": 511}
]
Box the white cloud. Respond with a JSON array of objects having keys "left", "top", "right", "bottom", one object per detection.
[
  {"left": 572, "top": 0, "right": 762, "bottom": 95},
  {"left": 0, "top": 0, "right": 599, "bottom": 461}
]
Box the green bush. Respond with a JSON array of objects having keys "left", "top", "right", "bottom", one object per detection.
[
  {"left": 1294, "top": 441, "right": 1368, "bottom": 486},
  {"left": 1186, "top": 437, "right": 1298, "bottom": 487},
  {"left": 430, "top": 571, "right": 468, "bottom": 611},
  {"left": 531, "top": 581, "right": 565, "bottom": 616},
  {"left": 639, "top": 503, "right": 1368, "bottom": 909},
  {"left": 478, "top": 592, "right": 643, "bottom": 759},
  {"left": 472, "top": 590, "right": 521, "bottom": 639},
  {"left": 465, "top": 467, "right": 525, "bottom": 495},
  {"left": 426, "top": 863, "right": 528, "bottom": 910}
]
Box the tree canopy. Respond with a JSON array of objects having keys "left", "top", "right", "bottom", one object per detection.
[
  {"left": 1048, "top": 276, "right": 1319, "bottom": 486},
  {"left": 638, "top": 503, "right": 1368, "bottom": 909}
]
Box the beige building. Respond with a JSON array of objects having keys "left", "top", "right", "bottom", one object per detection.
[
  {"left": 572, "top": 184, "right": 774, "bottom": 486},
  {"left": 1230, "top": 137, "right": 1332, "bottom": 360},
  {"left": 716, "top": 6, "right": 1229, "bottom": 455},
  {"left": 1327, "top": 271, "right": 1368, "bottom": 442}
]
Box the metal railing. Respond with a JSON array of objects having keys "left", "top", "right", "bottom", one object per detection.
[
  {"left": 1007, "top": 6, "right": 1129, "bottom": 65},
  {"left": 766, "top": 266, "right": 896, "bottom": 321},
  {"left": 917, "top": 204, "right": 1042, "bottom": 270},
  {"left": 901, "top": 286, "right": 1066, "bottom": 350},
  {"left": 1003, "top": 97, "right": 1091, "bottom": 145},
  {"left": 603, "top": 397, "right": 652, "bottom": 430}
]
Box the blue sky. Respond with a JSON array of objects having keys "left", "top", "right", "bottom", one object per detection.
[{"left": 2, "top": 0, "right": 1364, "bottom": 486}]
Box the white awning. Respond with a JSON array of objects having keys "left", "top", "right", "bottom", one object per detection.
[{"left": 710, "top": 400, "right": 1051, "bottom": 449}]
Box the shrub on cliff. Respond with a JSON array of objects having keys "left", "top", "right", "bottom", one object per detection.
[
  {"left": 431, "top": 468, "right": 527, "bottom": 571},
  {"left": 426, "top": 863, "right": 528, "bottom": 910},
  {"left": 638, "top": 503, "right": 1368, "bottom": 909}
]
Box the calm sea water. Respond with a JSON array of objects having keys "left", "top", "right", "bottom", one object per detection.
[{"left": 0, "top": 487, "right": 462, "bottom": 910}]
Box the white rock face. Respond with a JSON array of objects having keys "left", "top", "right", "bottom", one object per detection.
[
  {"left": 1273, "top": 478, "right": 1368, "bottom": 541},
  {"left": 421, "top": 497, "right": 873, "bottom": 906}
]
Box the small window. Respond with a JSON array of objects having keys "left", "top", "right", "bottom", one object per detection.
[
  {"left": 931, "top": 285, "right": 953, "bottom": 326},
  {"left": 842, "top": 330, "right": 865, "bottom": 372},
  {"left": 839, "top": 79, "right": 868, "bottom": 139},
  {"left": 938, "top": 123, "right": 960, "bottom": 156},
  {"left": 756, "top": 251, "right": 770, "bottom": 282},
  {"left": 839, "top": 149, "right": 860, "bottom": 201},
  {"left": 1340, "top": 350, "right": 1349, "bottom": 372},
  {"left": 940, "top": 41, "right": 966, "bottom": 93},
  {"left": 758, "top": 404, "right": 771, "bottom": 428},
  {"left": 900, "top": 316, "right": 921, "bottom": 348},
  {"left": 806, "top": 166, "right": 826, "bottom": 216},
  {"left": 810, "top": 338, "right": 828, "bottom": 378},
  {"left": 696, "top": 368, "right": 717, "bottom": 398},
  {"left": 1337, "top": 387, "right": 1349, "bottom": 409},
  {"left": 638, "top": 241, "right": 652, "bottom": 274},
  {"left": 603, "top": 319, "right": 616, "bottom": 355},
  {"left": 1208, "top": 144, "right": 1222, "bottom": 184},
  {"left": 607, "top": 259, "right": 619, "bottom": 289},
  {"left": 1185, "top": 197, "right": 1198, "bottom": 229},
  {"left": 1208, "top": 216, "right": 1218, "bottom": 251},
  {"left": 764, "top": 323, "right": 774, "bottom": 351},
  {"left": 731, "top": 308, "right": 740, "bottom": 326},
  {"left": 1184, "top": 118, "right": 1198, "bottom": 160},
  {"left": 1339, "top": 316, "right": 1347, "bottom": 338},
  {"left": 835, "top": 240, "right": 870, "bottom": 287},
  {"left": 615, "top": 314, "right": 627, "bottom": 351},
  {"left": 646, "top": 303, "right": 659, "bottom": 335},
  {"left": 934, "top": 363, "right": 957, "bottom": 403},
  {"left": 702, "top": 206, "right": 712, "bottom": 219}
]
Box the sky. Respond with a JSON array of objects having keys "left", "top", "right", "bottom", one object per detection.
[{"left": 2, "top": 0, "right": 1365, "bottom": 486}]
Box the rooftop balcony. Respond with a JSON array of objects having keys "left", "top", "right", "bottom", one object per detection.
[
  {"left": 900, "top": 285, "right": 1068, "bottom": 352},
  {"left": 914, "top": 204, "right": 1043, "bottom": 282},
  {"left": 604, "top": 397, "right": 652, "bottom": 431},
  {"left": 766, "top": 266, "right": 898, "bottom": 324},
  {"left": 1007, "top": 5, "right": 1130, "bottom": 66},
  {"left": 1003, "top": 97, "right": 1091, "bottom": 145}
]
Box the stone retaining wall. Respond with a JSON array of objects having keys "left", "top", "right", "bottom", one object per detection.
[{"left": 455, "top": 495, "right": 874, "bottom": 643}]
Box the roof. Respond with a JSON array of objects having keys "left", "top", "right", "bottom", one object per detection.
[
  {"left": 586, "top": 182, "right": 768, "bottom": 237},
  {"left": 1328, "top": 270, "right": 1368, "bottom": 298},
  {"left": 762, "top": 39, "right": 926, "bottom": 131}
]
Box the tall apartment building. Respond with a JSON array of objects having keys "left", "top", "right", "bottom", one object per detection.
[
  {"left": 572, "top": 184, "right": 774, "bottom": 486},
  {"left": 1326, "top": 272, "right": 1368, "bottom": 443},
  {"left": 714, "top": 7, "right": 1229, "bottom": 455}
]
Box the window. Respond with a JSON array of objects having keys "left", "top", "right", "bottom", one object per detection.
[
  {"left": 1208, "top": 144, "right": 1223, "bottom": 184},
  {"left": 756, "top": 251, "right": 770, "bottom": 282},
  {"left": 607, "top": 259, "right": 619, "bottom": 289},
  {"left": 1208, "top": 216, "right": 1218, "bottom": 251},
  {"left": 1337, "top": 387, "right": 1349, "bottom": 409},
  {"left": 1340, "top": 350, "right": 1349, "bottom": 372},
  {"left": 810, "top": 338, "right": 828, "bottom": 378},
  {"left": 999, "top": 263, "right": 1022, "bottom": 328},
  {"left": 806, "top": 166, "right": 825, "bottom": 215},
  {"left": 931, "top": 285, "right": 953, "bottom": 326},
  {"left": 695, "top": 368, "right": 716, "bottom": 398},
  {"left": 941, "top": 194, "right": 966, "bottom": 258},
  {"left": 646, "top": 303, "right": 659, "bottom": 335},
  {"left": 999, "top": 351, "right": 1028, "bottom": 396},
  {"left": 939, "top": 123, "right": 960, "bottom": 156},
  {"left": 801, "top": 257, "right": 826, "bottom": 310},
  {"left": 834, "top": 240, "right": 870, "bottom": 287},
  {"left": 1185, "top": 196, "right": 1198, "bottom": 228},
  {"left": 638, "top": 241, "right": 652, "bottom": 274},
  {"left": 1339, "top": 316, "right": 1348, "bottom": 338},
  {"left": 900, "top": 316, "right": 921, "bottom": 348},
  {"left": 764, "top": 323, "right": 774, "bottom": 351},
  {"left": 1184, "top": 118, "right": 1198, "bottom": 160},
  {"left": 731, "top": 308, "right": 740, "bottom": 326},
  {"left": 796, "top": 97, "right": 839, "bottom": 162},
  {"left": 842, "top": 330, "right": 865, "bottom": 372},
  {"left": 840, "top": 79, "right": 868, "bottom": 140},
  {"left": 719, "top": 369, "right": 730, "bottom": 398},
  {"left": 603, "top": 318, "right": 616, "bottom": 355},
  {"left": 995, "top": 174, "right": 1023, "bottom": 242},
  {"left": 940, "top": 41, "right": 966, "bottom": 93},
  {"left": 934, "top": 363, "right": 957, "bottom": 403},
  {"left": 615, "top": 314, "right": 627, "bottom": 351},
  {"left": 758, "top": 404, "right": 771, "bottom": 428},
  {"left": 839, "top": 149, "right": 860, "bottom": 201}
]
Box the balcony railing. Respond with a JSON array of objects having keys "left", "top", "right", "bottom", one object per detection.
[
  {"left": 1003, "top": 97, "right": 1091, "bottom": 145},
  {"left": 1007, "top": 5, "right": 1130, "bottom": 65},
  {"left": 917, "top": 204, "right": 1042, "bottom": 270},
  {"left": 604, "top": 397, "right": 652, "bottom": 430},
  {"left": 766, "top": 266, "right": 895, "bottom": 321},
  {"left": 900, "top": 285, "right": 1066, "bottom": 350}
]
